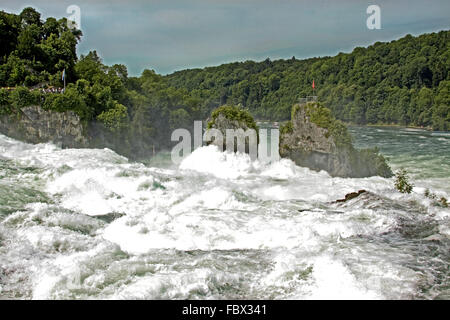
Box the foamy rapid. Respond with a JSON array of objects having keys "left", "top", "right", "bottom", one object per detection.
[{"left": 0, "top": 126, "right": 449, "bottom": 299}]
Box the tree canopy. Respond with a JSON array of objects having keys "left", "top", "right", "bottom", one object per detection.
[
  {"left": 166, "top": 31, "right": 450, "bottom": 131},
  {"left": 0, "top": 7, "right": 81, "bottom": 87}
]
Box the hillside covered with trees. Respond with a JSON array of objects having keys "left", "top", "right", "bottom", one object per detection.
[
  {"left": 0, "top": 8, "right": 205, "bottom": 158},
  {"left": 0, "top": 8, "right": 449, "bottom": 161},
  {"left": 166, "top": 30, "right": 450, "bottom": 131}
]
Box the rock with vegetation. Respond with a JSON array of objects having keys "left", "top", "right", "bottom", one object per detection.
[
  {"left": 206, "top": 105, "right": 259, "bottom": 153},
  {"left": 424, "top": 188, "right": 448, "bottom": 207},
  {"left": 279, "top": 102, "right": 393, "bottom": 178}
]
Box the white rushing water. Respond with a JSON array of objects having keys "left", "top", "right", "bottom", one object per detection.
[{"left": 0, "top": 128, "right": 449, "bottom": 300}]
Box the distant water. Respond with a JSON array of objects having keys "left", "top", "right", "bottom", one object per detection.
[{"left": 0, "top": 126, "right": 448, "bottom": 299}]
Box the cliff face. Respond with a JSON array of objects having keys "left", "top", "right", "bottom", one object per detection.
[
  {"left": 280, "top": 103, "right": 393, "bottom": 178},
  {"left": 279, "top": 105, "right": 350, "bottom": 177},
  {"left": 0, "top": 105, "right": 88, "bottom": 148}
]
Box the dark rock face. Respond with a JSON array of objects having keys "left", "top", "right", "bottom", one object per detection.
[
  {"left": 335, "top": 190, "right": 367, "bottom": 203},
  {"left": 0, "top": 105, "right": 87, "bottom": 148},
  {"left": 280, "top": 104, "right": 351, "bottom": 177},
  {"left": 94, "top": 212, "right": 125, "bottom": 223},
  {"left": 280, "top": 103, "right": 393, "bottom": 178}
]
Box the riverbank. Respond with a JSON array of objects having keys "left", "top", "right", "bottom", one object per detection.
[
  {"left": 256, "top": 119, "right": 440, "bottom": 132},
  {"left": 361, "top": 123, "right": 434, "bottom": 131}
]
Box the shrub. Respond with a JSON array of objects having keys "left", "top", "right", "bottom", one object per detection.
[
  {"left": 42, "top": 86, "right": 91, "bottom": 120},
  {"left": 24, "top": 74, "right": 41, "bottom": 87},
  {"left": 394, "top": 168, "right": 413, "bottom": 193},
  {"left": 424, "top": 189, "right": 448, "bottom": 207},
  {"left": 0, "top": 89, "right": 11, "bottom": 114},
  {"left": 10, "top": 86, "right": 38, "bottom": 110},
  {"left": 439, "top": 197, "right": 448, "bottom": 208},
  {"left": 207, "top": 104, "right": 259, "bottom": 149},
  {"left": 97, "top": 102, "right": 128, "bottom": 132},
  {"left": 424, "top": 188, "right": 435, "bottom": 199},
  {"left": 280, "top": 121, "right": 293, "bottom": 136}
]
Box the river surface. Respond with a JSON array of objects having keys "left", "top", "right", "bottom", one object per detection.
[{"left": 0, "top": 126, "right": 449, "bottom": 299}]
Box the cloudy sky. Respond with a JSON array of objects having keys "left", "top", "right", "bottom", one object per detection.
[{"left": 2, "top": 0, "right": 449, "bottom": 75}]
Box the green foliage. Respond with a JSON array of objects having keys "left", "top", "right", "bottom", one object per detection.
[
  {"left": 206, "top": 104, "right": 259, "bottom": 150},
  {"left": 169, "top": 108, "right": 191, "bottom": 131},
  {"left": 280, "top": 121, "right": 293, "bottom": 135},
  {"left": 97, "top": 102, "right": 128, "bottom": 132},
  {"left": 424, "top": 189, "right": 448, "bottom": 207},
  {"left": 10, "top": 86, "right": 38, "bottom": 110},
  {"left": 1, "top": 55, "right": 28, "bottom": 86},
  {"left": 207, "top": 105, "right": 258, "bottom": 132},
  {"left": 0, "top": 8, "right": 201, "bottom": 158},
  {"left": 299, "top": 102, "right": 353, "bottom": 148},
  {"left": 0, "top": 89, "right": 11, "bottom": 114},
  {"left": 19, "top": 7, "right": 42, "bottom": 27},
  {"left": 0, "top": 11, "right": 21, "bottom": 64},
  {"left": 431, "top": 80, "right": 450, "bottom": 130},
  {"left": 0, "top": 8, "right": 82, "bottom": 88},
  {"left": 166, "top": 31, "right": 450, "bottom": 130},
  {"left": 74, "top": 51, "right": 105, "bottom": 84},
  {"left": 45, "top": 86, "right": 90, "bottom": 119},
  {"left": 1, "top": 6, "right": 448, "bottom": 164},
  {"left": 395, "top": 169, "right": 414, "bottom": 193}
]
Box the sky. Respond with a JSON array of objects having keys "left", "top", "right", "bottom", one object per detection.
[{"left": 2, "top": 0, "right": 449, "bottom": 76}]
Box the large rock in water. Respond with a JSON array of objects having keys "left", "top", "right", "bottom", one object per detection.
[
  {"left": 0, "top": 105, "right": 87, "bottom": 148},
  {"left": 279, "top": 102, "right": 393, "bottom": 178},
  {"left": 206, "top": 105, "right": 259, "bottom": 155}
]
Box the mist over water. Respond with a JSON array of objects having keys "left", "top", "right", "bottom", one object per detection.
[{"left": 0, "top": 126, "right": 448, "bottom": 299}]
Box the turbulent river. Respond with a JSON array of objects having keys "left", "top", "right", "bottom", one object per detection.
[{"left": 0, "top": 126, "right": 449, "bottom": 299}]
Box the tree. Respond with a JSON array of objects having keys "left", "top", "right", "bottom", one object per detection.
[
  {"left": 97, "top": 102, "right": 129, "bottom": 132},
  {"left": 19, "top": 7, "right": 42, "bottom": 27},
  {"left": 0, "top": 11, "right": 21, "bottom": 63},
  {"left": 169, "top": 108, "right": 191, "bottom": 131},
  {"left": 75, "top": 51, "right": 105, "bottom": 83},
  {"left": 17, "top": 24, "right": 41, "bottom": 59},
  {"left": 395, "top": 169, "right": 414, "bottom": 194},
  {"left": 165, "top": 30, "right": 450, "bottom": 129}
]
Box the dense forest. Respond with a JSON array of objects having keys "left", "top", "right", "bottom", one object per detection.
[
  {"left": 166, "top": 31, "right": 450, "bottom": 131},
  {"left": 0, "top": 8, "right": 449, "bottom": 160},
  {"left": 0, "top": 8, "right": 205, "bottom": 157}
]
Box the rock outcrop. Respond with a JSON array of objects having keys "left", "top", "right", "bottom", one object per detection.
[
  {"left": 335, "top": 190, "right": 367, "bottom": 203},
  {"left": 206, "top": 105, "right": 259, "bottom": 155},
  {"left": 0, "top": 105, "right": 87, "bottom": 148},
  {"left": 279, "top": 102, "right": 393, "bottom": 178}
]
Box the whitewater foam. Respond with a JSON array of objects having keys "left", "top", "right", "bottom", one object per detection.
[{"left": 1, "top": 131, "right": 449, "bottom": 299}]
